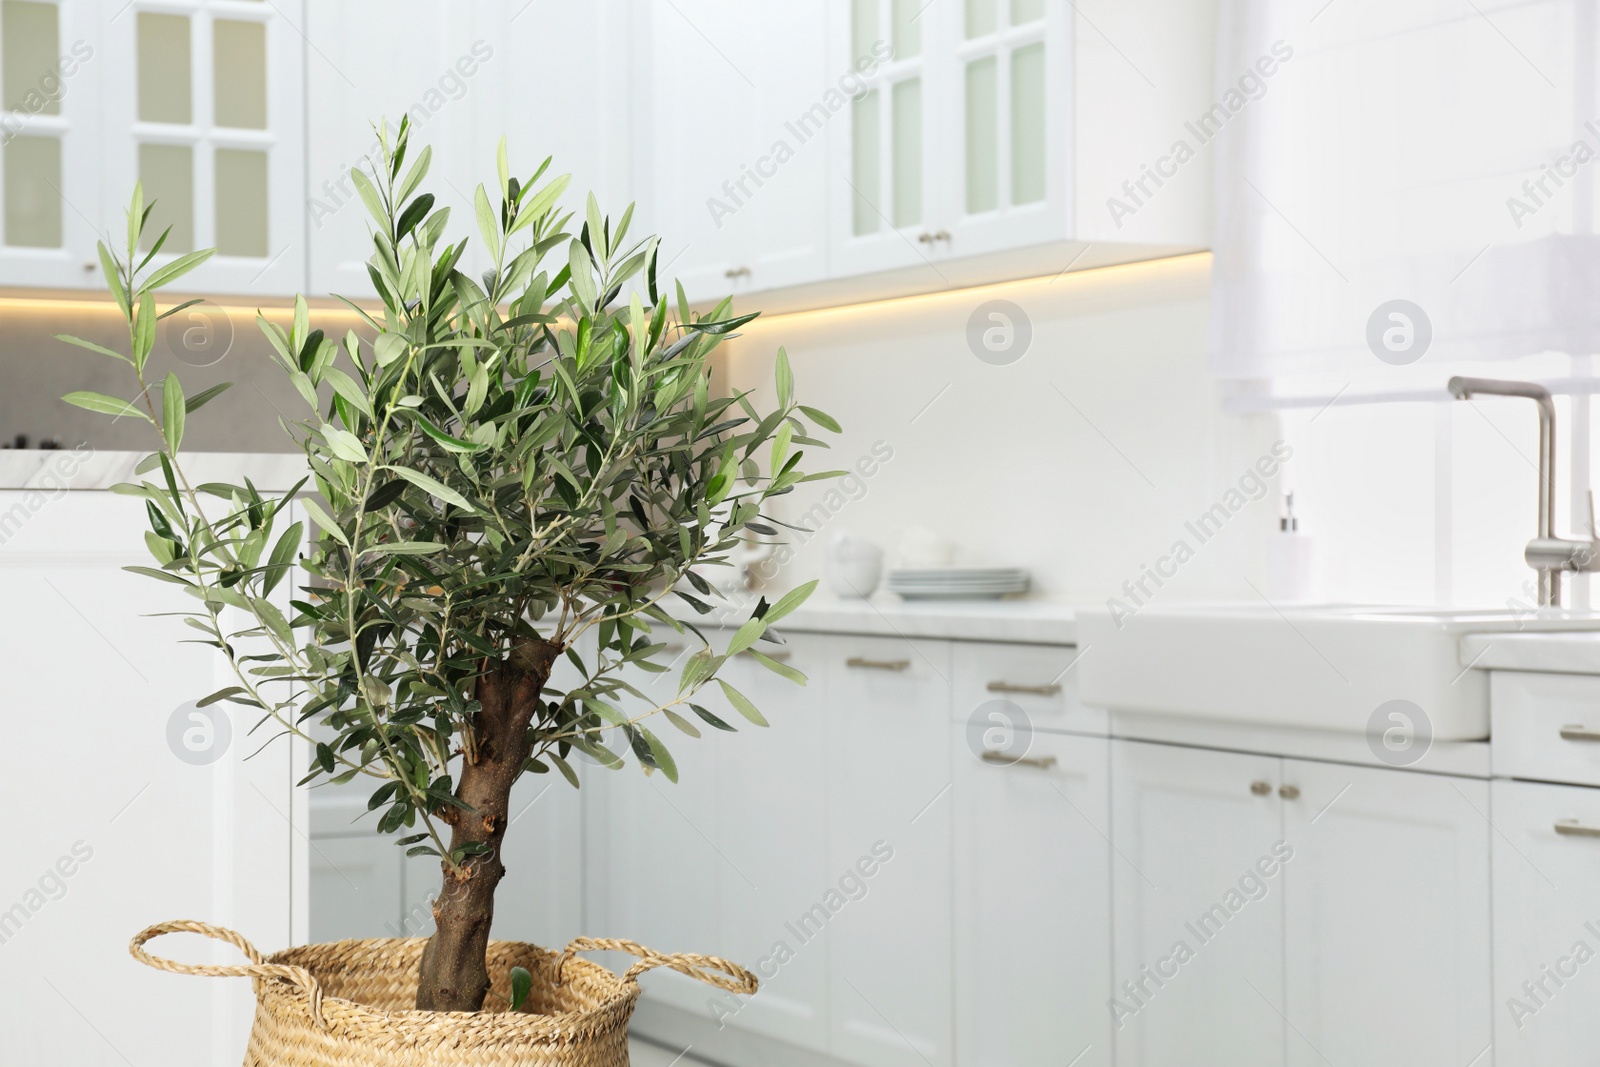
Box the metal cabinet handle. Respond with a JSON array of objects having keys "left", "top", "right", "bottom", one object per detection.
[
  {"left": 1560, "top": 724, "right": 1600, "bottom": 742},
  {"left": 981, "top": 751, "right": 1057, "bottom": 770},
  {"left": 1555, "top": 819, "right": 1600, "bottom": 838},
  {"left": 724, "top": 266, "right": 751, "bottom": 279},
  {"left": 986, "top": 681, "right": 1062, "bottom": 697},
  {"left": 933, "top": 230, "right": 951, "bottom": 242},
  {"left": 846, "top": 657, "right": 909, "bottom": 671},
  {"left": 1279, "top": 785, "right": 1300, "bottom": 800},
  {"left": 917, "top": 232, "right": 935, "bottom": 244},
  {"left": 1250, "top": 780, "right": 1272, "bottom": 796}
]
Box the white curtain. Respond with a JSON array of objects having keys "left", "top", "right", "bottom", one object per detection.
[{"left": 1209, "top": 0, "right": 1600, "bottom": 384}]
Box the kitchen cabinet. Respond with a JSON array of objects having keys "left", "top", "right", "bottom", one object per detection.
[
  {"left": 585, "top": 650, "right": 723, "bottom": 1018},
  {"left": 97, "top": 0, "right": 307, "bottom": 295},
  {"left": 827, "top": 0, "right": 1213, "bottom": 284},
  {"left": 0, "top": 0, "right": 305, "bottom": 293},
  {"left": 1110, "top": 740, "right": 1492, "bottom": 1067},
  {"left": 1280, "top": 760, "right": 1491, "bottom": 1066},
  {"left": 826, "top": 634, "right": 954, "bottom": 1067},
  {"left": 705, "top": 641, "right": 832, "bottom": 1053},
  {"left": 0, "top": 0, "right": 102, "bottom": 288},
  {"left": 304, "top": 1, "right": 634, "bottom": 300},
  {"left": 629, "top": 1, "right": 831, "bottom": 305},
  {"left": 1110, "top": 739, "right": 1286, "bottom": 1066},
  {"left": 954, "top": 727, "right": 1111, "bottom": 1067},
  {"left": 0, "top": 485, "right": 301, "bottom": 1066},
  {"left": 303, "top": 2, "right": 484, "bottom": 300},
  {"left": 1492, "top": 777, "right": 1600, "bottom": 1064}
]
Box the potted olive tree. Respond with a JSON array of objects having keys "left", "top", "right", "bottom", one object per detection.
[{"left": 64, "top": 120, "right": 837, "bottom": 1065}]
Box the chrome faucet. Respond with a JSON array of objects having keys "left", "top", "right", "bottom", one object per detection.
[{"left": 1447, "top": 376, "right": 1598, "bottom": 607}]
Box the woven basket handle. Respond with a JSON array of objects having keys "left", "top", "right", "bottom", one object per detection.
[
  {"left": 556, "top": 937, "right": 759, "bottom": 995},
  {"left": 129, "top": 920, "right": 326, "bottom": 1027}
]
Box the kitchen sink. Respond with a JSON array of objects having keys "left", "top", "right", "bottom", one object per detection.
[{"left": 1075, "top": 603, "right": 1600, "bottom": 740}]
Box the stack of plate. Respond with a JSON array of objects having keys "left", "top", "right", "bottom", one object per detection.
[{"left": 886, "top": 567, "right": 1030, "bottom": 600}]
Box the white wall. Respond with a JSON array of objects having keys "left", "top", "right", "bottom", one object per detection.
[
  {"left": 723, "top": 253, "right": 1589, "bottom": 613},
  {"left": 722, "top": 254, "right": 1288, "bottom": 608}
]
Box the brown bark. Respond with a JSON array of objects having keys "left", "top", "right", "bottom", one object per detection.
[{"left": 415, "top": 635, "right": 559, "bottom": 1012}]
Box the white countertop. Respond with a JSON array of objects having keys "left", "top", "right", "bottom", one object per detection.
[
  {"left": 781, "top": 596, "right": 1076, "bottom": 645},
  {"left": 0, "top": 449, "right": 307, "bottom": 491},
  {"left": 1460, "top": 630, "right": 1600, "bottom": 675}
]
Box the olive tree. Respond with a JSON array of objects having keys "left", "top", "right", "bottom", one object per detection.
[{"left": 60, "top": 118, "right": 838, "bottom": 1011}]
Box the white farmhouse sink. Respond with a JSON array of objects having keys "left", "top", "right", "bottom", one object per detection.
[{"left": 1076, "top": 604, "right": 1600, "bottom": 740}]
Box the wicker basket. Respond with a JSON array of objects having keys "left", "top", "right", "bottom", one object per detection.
[{"left": 130, "top": 920, "right": 758, "bottom": 1066}]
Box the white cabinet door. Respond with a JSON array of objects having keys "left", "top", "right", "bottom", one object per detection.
[
  {"left": 1281, "top": 760, "right": 1491, "bottom": 1066},
  {"left": 826, "top": 634, "right": 954, "bottom": 1067},
  {"left": 0, "top": 0, "right": 104, "bottom": 288},
  {"left": 631, "top": 0, "right": 760, "bottom": 304},
  {"left": 706, "top": 635, "right": 832, "bottom": 1052},
  {"left": 308, "top": 826, "right": 407, "bottom": 943},
  {"left": 99, "top": 0, "right": 306, "bottom": 295},
  {"left": 827, "top": 0, "right": 941, "bottom": 277},
  {"left": 632, "top": 1, "right": 830, "bottom": 304},
  {"left": 0, "top": 488, "right": 297, "bottom": 1067},
  {"left": 938, "top": 0, "right": 1068, "bottom": 258},
  {"left": 1492, "top": 778, "right": 1600, "bottom": 1064},
  {"left": 586, "top": 646, "right": 724, "bottom": 1018},
  {"left": 303, "top": 2, "right": 481, "bottom": 299},
  {"left": 954, "top": 729, "right": 1112, "bottom": 1067},
  {"left": 1110, "top": 739, "right": 1285, "bottom": 1067}
]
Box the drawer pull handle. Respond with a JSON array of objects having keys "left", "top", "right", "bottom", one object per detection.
[
  {"left": 1560, "top": 724, "right": 1600, "bottom": 742},
  {"left": 846, "top": 657, "right": 909, "bottom": 671},
  {"left": 1555, "top": 819, "right": 1600, "bottom": 838},
  {"left": 1250, "top": 780, "right": 1272, "bottom": 796},
  {"left": 981, "top": 751, "right": 1057, "bottom": 770},
  {"left": 986, "top": 681, "right": 1061, "bottom": 696}
]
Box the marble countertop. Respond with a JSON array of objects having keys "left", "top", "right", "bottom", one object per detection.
[
  {"left": 1460, "top": 630, "right": 1600, "bottom": 676},
  {"left": 0, "top": 449, "right": 307, "bottom": 492},
  {"left": 779, "top": 596, "right": 1076, "bottom": 645}
]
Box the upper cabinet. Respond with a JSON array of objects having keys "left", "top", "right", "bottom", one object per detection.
[
  {"left": 629, "top": 0, "right": 830, "bottom": 306},
  {"left": 0, "top": 0, "right": 103, "bottom": 289},
  {"left": 0, "top": 0, "right": 1212, "bottom": 302},
  {"left": 101, "top": 0, "right": 306, "bottom": 295},
  {"left": 830, "top": 0, "right": 1064, "bottom": 275},
  {"left": 0, "top": 0, "right": 306, "bottom": 294},
  {"left": 303, "top": 1, "right": 633, "bottom": 301},
  {"left": 829, "top": 0, "right": 1213, "bottom": 285}
]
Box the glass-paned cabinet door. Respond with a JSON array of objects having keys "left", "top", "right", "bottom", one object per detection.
[
  {"left": 100, "top": 0, "right": 304, "bottom": 295},
  {"left": 0, "top": 0, "right": 104, "bottom": 288},
  {"left": 948, "top": 0, "right": 1065, "bottom": 254},
  {"left": 830, "top": 0, "right": 942, "bottom": 276}
]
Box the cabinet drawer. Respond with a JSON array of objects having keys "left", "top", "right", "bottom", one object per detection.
[
  {"left": 1492, "top": 672, "right": 1600, "bottom": 786},
  {"left": 952, "top": 641, "right": 1103, "bottom": 736}
]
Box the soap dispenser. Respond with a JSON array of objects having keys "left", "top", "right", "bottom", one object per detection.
[{"left": 1266, "top": 491, "right": 1317, "bottom": 601}]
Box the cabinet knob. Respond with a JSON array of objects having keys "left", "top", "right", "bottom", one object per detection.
[
  {"left": 933, "top": 230, "right": 951, "bottom": 242},
  {"left": 83, "top": 261, "right": 96, "bottom": 272},
  {"left": 1250, "top": 780, "right": 1271, "bottom": 796},
  {"left": 917, "top": 232, "right": 935, "bottom": 244},
  {"left": 724, "top": 266, "right": 751, "bottom": 279},
  {"left": 1279, "top": 784, "right": 1300, "bottom": 800}
]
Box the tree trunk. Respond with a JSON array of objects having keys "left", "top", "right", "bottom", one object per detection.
[{"left": 415, "top": 636, "right": 559, "bottom": 1012}]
